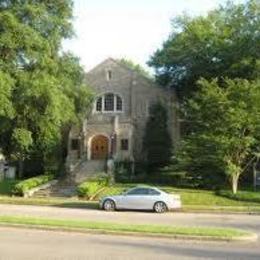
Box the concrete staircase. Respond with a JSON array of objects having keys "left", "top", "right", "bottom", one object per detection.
[
  {"left": 33, "top": 159, "right": 106, "bottom": 198},
  {"left": 71, "top": 160, "right": 106, "bottom": 183},
  {"left": 32, "top": 179, "right": 78, "bottom": 198}
]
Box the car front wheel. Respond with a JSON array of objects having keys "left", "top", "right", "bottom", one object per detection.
[
  {"left": 103, "top": 199, "right": 116, "bottom": 211},
  {"left": 154, "top": 201, "right": 167, "bottom": 213}
]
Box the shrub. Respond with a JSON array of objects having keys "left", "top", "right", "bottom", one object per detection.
[
  {"left": 216, "top": 190, "right": 260, "bottom": 204},
  {"left": 0, "top": 179, "right": 19, "bottom": 195},
  {"left": 148, "top": 171, "right": 186, "bottom": 186},
  {"left": 114, "top": 160, "right": 134, "bottom": 182},
  {"left": 77, "top": 175, "right": 110, "bottom": 199},
  {"left": 12, "top": 174, "right": 55, "bottom": 196}
]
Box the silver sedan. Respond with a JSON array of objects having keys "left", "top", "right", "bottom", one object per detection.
[{"left": 99, "top": 186, "right": 181, "bottom": 213}]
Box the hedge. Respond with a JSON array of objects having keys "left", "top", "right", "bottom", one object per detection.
[
  {"left": 12, "top": 174, "right": 55, "bottom": 196},
  {"left": 77, "top": 175, "right": 110, "bottom": 199}
]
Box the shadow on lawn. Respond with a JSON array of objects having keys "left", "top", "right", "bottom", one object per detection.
[{"left": 216, "top": 189, "right": 260, "bottom": 204}]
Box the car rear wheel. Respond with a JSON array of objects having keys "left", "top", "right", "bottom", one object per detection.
[
  {"left": 154, "top": 201, "right": 167, "bottom": 213},
  {"left": 103, "top": 199, "right": 116, "bottom": 211}
]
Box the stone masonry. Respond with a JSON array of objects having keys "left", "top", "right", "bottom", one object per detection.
[{"left": 66, "top": 58, "right": 180, "bottom": 181}]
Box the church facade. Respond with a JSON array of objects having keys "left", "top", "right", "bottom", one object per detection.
[{"left": 66, "top": 58, "right": 179, "bottom": 179}]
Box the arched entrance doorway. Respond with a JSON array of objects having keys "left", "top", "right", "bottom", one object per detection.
[{"left": 91, "top": 135, "right": 109, "bottom": 160}]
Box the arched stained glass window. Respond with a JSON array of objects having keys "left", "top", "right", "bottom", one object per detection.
[
  {"left": 94, "top": 93, "right": 123, "bottom": 113},
  {"left": 104, "top": 93, "right": 114, "bottom": 111}
]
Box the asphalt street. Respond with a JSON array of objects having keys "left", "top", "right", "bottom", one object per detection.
[
  {"left": 0, "top": 226, "right": 260, "bottom": 260},
  {"left": 0, "top": 204, "right": 260, "bottom": 259}
]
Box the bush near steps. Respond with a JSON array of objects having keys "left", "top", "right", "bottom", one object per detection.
[
  {"left": 77, "top": 174, "right": 111, "bottom": 199},
  {"left": 12, "top": 174, "right": 55, "bottom": 196}
]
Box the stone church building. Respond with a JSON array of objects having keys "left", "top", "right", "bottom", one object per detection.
[{"left": 66, "top": 58, "right": 179, "bottom": 181}]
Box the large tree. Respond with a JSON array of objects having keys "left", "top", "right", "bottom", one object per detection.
[
  {"left": 143, "top": 102, "right": 172, "bottom": 171},
  {"left": 0, "top": 1, "right": 92, "bottom": 177},
  {"left": 149, "top": 0, "right": 260, "bottom": 97},
  {"left": 179, "top": 78, "right": 260, "bottom": 194}
]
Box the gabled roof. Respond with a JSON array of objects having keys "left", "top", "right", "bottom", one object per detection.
[
  {"left": 85, "top": 58, "right": 176, "bottom": 101},
  {"left": 86, "top": 57, "right": 158, "bottom": 86},
  {"left": 86, "top": 57, "right": 116, "bottom": 74}
]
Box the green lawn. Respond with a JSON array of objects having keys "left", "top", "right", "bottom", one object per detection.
[
  {"left": 96, "top": 184, "right": 260, "bottom": 207},
  {"left": 1, "top": 180, "right": 260, "bottom": 213},
  {"left": 0, "top": 215, "right": 253, "bottom": 240},
  {"left": 0, "top": 180, "right": 18, "bottom": 195},
  {"left": 0, "top": 195, "right": 98, "bottom": 208},
  {"left": 162, "top": 187, "right": 260, "bottom": 207}
]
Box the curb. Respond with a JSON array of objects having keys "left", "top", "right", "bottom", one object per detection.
[{"left": 0, "top": 223, "right": 257, "bottom": 242}]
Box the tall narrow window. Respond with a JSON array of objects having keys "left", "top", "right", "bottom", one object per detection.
[
  {"left": 116, "top": 95, "right": 122, "bottom": 111},
  {"left": 107, "top": 70, "right": 112, "bottom": 80},
  {"left": 96, "top": 97, "right": 102, "bottom": 111},
  {"left": 121, "top": 139, "right": 129, "bottom": 151},
  {"left": 104, "top": 93, "right": 114, "bottom": 111},
  {"left": 71, "top": 139, "right": 79, "bottom": 150}
]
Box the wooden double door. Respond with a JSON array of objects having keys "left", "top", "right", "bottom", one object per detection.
[{"left": 91, "top": 135, "right": 109, "bottom": 160}]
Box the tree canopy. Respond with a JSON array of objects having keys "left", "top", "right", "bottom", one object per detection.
[
  {"left": 179, "top": 78, "right": 260, "bottom": 193},
  {"left": 0, "top": 1, "right": 93, "bottom": 176},
  {"left": 149, "top": 0, "right": 260, "bottom": 97},
  {"left": 148, "top": 0, "right": 260, "bottom": 193}
]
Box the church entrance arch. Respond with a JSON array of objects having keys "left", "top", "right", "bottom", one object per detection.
[{"left": 91, "top": 135, "right": 109, "bottom": 160}]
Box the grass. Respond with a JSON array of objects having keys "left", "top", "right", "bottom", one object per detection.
[
  {"left": 1, "top": 180, "right": 260, "bottom": 213},
  {"left": 94, "top": 184, "right": 260, "bottom": 213},
  {"left": 163, "top": 187, "right": 260, "bottom": 207},
  {"left": 0, "top": 195, "right": 98, "bottom": 209},
  {"left": 97, "top": 184, "right": 260, "bottom": 207},
  {"left": 0, "top": 215, "right": 253, "bottom": 240},
  {"left": 1, "top": 194, "right": 260, "bottom": 213},
  {"left": 0, "top": 180, "right": 18, "bottom": 195}
]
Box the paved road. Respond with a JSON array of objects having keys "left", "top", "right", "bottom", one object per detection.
[
  {"left": 0, "top": 204, "right": 260, "bottom": 235},
  {"left": 0, "top": 226, "right": 260, "bottom": 260},
  {"left": 1, "top": 205, "right": 260, "bottom": 259}
]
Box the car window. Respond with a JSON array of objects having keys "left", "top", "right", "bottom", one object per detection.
[
  {"left": 126, "top": 188, "right": 149, "bottom": 195},
  {"left": 148, "top": 188, "right": 160, "bottom": 195}
]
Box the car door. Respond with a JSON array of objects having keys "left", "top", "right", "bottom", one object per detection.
[
  {"left": 146, "top": 188, "right": 161, "bottom": 209},
  {"left": 122, "top": 188, "right": 149, "bottom": 209}
]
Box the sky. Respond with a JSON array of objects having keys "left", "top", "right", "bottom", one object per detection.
[{"left": 62, "top": 0, "right": 245, "bottom": 72}]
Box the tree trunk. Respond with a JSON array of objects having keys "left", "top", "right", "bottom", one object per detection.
[
  {"left": 231, "top": 174, "right": 239, "bottom": 194},
  {"left": 18, "top": 159, "right": 24, "bottom": 179}
]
